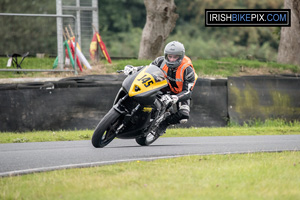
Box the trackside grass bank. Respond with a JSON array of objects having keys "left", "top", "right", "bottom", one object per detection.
[
  {"left": 110, "top": 58, "right": 300, "bottom": 77},
  {"left": 0, "top": 125, "right": 300, "bottom": 143},
  {"left": 1, "top": 152, "right": 300, "bottom": 200},
  {"left": 0, "top": 57, "right": 299, "bottom": 79},
  {"left": 0, "top": 119, "right": 299, "bottom": 143}
]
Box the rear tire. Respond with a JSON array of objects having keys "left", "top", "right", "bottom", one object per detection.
[
  {"left": 135, "top": 132, "right": 160, "bottom": 146},
  {"left": 92, "top": 108, "right": 121, "bottom": 148}
]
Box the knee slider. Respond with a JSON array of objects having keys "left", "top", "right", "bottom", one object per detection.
[{"left": 179, "top": 119, "right": 188, "bottom": 124}]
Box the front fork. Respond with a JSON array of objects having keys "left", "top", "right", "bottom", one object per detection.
[
  {"left": 113, "top": 94, "right": 129, "bottom": 114},
  {"left": 112, "top": 93, "right": 171, "bottom": 137},
  {"left": 113, "top": 95, "right": 141, "bottom": 135},
  {"left": 143, "top": 97, "right": 171, "bottom": 136}
]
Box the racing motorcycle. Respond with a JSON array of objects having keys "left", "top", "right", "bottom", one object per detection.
[{"left": 91, "top": 64, "right": 174, "bottom": 148}]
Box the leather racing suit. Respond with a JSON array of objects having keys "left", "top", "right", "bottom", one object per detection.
[{"left": 151, "top": 56, "right": 196, "bottom": 125}]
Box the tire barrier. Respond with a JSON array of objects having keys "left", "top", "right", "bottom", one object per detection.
[
  {"left": 0, "top": 83, "right": 17, "bottom": 90},
  {"left": 60, "top": 74, "right": 126, "bottom": 82},
  {"left": 58, "top": 77, "right": 87, "bottom": 82},
  {"left": 211, "top": 79, "right": 227, "bottom": 86},
  {"left": 17, "top": 82, "right": 54, "bottom": 90},
  {"left": 185, "top": 84, "right": 228, "bottom": 128},
  {"left": 52, "top": 81, "right": 78, "bottom": 89},
  {"left": 0, "top": 74, "right": 299, "bottom": 131},
  {"left": 59, "top": 76, "right": 124, "bottom": 88},
  {"left": 80, "top": 74, "right": 127, "bottom": 82},
  {"left": 0, "top": 85, "right": 120, "bottom": 132}
]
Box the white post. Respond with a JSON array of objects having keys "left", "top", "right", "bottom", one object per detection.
[
  {"left": 92, "top": 0, "right": 99, "bottom": 33},
  {"left": 56, "top": 0, "right": 64, "bottom": 70},
  {"left": 76, "top": 0, "right": 81, "bottom": 47},
  {"left": 92, "top": 0, "right": 99, "bottom": 61}
]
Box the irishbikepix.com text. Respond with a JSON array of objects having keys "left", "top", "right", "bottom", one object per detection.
[{"left": 205, "top": 9, "right": 290, "bottom": 27}]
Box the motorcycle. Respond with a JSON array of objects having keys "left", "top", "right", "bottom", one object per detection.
[{"left": 91, "top": 64, "right": 174, "bottom": 148}]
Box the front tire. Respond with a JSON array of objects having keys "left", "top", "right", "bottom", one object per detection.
[
  {"left": 92, "top": 108, "right": 121, "bottom": 148},
  {"left": 135, "top": 132, "right": 160, "bottom": 146}
]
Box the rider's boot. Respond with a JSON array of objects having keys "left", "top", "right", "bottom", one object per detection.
[
  {"left": 156, "top": 111, "right": 174, "bottom": 136},
  {"left": 154, "top": 112, "right": 170, "bottom": 136},
  {"left": 156, "top": 120, "right": 169, "bottom": 136},
  {"left": 156, "top": 110, "right": 190, "bottom": 136}
]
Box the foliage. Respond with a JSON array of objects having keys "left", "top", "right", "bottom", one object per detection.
[
  {"left": 166, "top": 24, "right": 279, "bottom": 61},
  {"left": 105, "top": 28, "right": 143, "bottom": 58},
  {"left": 0, "top": 0, "right": 56, "bottom": 56},
  {"left": 99, "top": 0, "right": 284, "bottom": 61},
  {"left": 168, "top": 0, "right": 283, "bottom": 61},
  {"left": 98, "top": 0, "right": 146, "bottom": 32},
  {"left": 175, "top": 0, "right": 284, "bottom": 24},
  {"left": 0, "top": 0, "right": 287, "bottom": 62}
]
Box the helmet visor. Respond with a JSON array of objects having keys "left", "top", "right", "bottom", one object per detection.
[{"left": 167, "top": 54, "right": 180, "bottom": 61}]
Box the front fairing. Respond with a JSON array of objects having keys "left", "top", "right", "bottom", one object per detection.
[
  {"left": 114, "top": 65, "right": 168, "bottom": 138},
  {"left": 122, "top": 64, "right": 168, "bottom": 98}
]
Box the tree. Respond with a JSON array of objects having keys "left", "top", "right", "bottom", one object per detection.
[
  {"left": 277, "top": 0, "right": 300, "bottom": 65},
  {"left": 0, "top": 1, "right": 56, "bottom": 56},
  {"left": 138, "top": 0, "right": 178, "bottom": 60}
]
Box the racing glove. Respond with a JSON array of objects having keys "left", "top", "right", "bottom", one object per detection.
[
  {"left": 162, "top": 94, "right": 179, "bottom": 106},
  {"left": 123, "top": 65, "right": 137, "bottom": 75}
]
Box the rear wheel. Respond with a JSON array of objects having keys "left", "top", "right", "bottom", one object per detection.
[
  {"left": 135, "top": 132, "right": 160, "bottom": 146},
  {"left": 92, "top": 108, "right": 121, "bottom": 148}
]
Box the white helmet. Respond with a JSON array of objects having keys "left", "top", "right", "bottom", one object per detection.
[{"left": 164, "top": 41, "right": 185, "bottom": 69}]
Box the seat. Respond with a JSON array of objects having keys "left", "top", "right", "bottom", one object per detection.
[{"left": 7, "top": 52, "right": 29, "bottom": 73}]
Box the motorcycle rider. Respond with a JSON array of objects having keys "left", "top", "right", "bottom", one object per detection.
[{"left": 123, "top": 41, "right": 197, "bottom": 135}]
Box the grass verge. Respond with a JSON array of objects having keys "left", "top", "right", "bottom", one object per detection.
[
  {"left": 0, "top": 57, "right": 299, "bottom": 79},
  {"left": 107, "top": 57, "right": 300, "bottom": 77},
  {"left": 1, "top": 151, "right": 299, "bottom": 200},
  {"left": 0, "top": 125, "right": 299, "bottom": 144},
  {"left": 0, "top": 57, "right": 55, "bottom": 78}
]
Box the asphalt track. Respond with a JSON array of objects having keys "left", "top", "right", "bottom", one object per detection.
[{"left": 0, "top": 135, "right": 300, "bottom": 177}]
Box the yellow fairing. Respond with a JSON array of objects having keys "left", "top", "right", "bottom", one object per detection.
[{"left": 128, "top": 67, "right": 168, "bottom": 97}]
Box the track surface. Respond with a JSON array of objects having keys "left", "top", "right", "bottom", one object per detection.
[{"left": 1, "top": 135, "right": 300, "bottom": 177}]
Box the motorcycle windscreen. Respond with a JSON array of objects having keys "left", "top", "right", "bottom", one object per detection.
[{"left": 128, "top": 64, "right": 168, "bottom": 97}]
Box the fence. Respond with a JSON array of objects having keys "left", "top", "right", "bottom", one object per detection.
[
  {"left": 62, "top": 0, "right": 98, "bottom": 57},
  {"left": 0, "top": 13, "right": 78, "bottom": 74},
  {"left": 0, "top": 0, "right": 98, "bottom": 72}
]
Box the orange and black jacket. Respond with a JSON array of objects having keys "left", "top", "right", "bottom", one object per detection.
[{"left": 152, "top": 56, "right": 196, "bottom": 102}]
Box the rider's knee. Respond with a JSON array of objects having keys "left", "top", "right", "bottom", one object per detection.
[{"left": 165, "top": 103, "right": 190, "bottom": 125}]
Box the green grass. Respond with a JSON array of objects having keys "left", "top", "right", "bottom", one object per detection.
[
  {"left": 0, "top": 119, "right": 299, "bottom": 143},
  {"left": 0, "top": 130, "right": 92, "bottom": 144},
  {"left": 0, "top": 57, "right": 299, "bottom": 79},
  {"left": 193, "top": 57, "right": 299, "bottom": 77},
  {"left": 0, "top": 57, "right": 55, "bottom": 78},
  {"left": 109, "top": 57, "right": 300, "bottom": 77},
  {"left": 1, "top": 58, "right": 299, "bottom": 199},
  {"left": 1, "top": 151, "right": 299, "bottom": 200}
]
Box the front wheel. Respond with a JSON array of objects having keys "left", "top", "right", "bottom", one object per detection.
[
  {"left": 135, "top": 132, "right": 160, "bottom": 146},
  {"left": 92, "top": 108, "right": 121, "bottom": 148}
]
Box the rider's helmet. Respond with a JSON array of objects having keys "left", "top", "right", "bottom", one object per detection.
[{"left": 164, "top": 41, "right": 185, "bottom": 69}]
